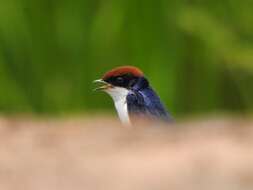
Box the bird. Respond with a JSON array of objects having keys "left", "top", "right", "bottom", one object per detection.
[{"left": 94, "top": 66, "right": 173, "bottom": 125}]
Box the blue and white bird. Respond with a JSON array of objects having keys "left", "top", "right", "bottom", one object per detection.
[{"left": 94, "top": 66, "right": 173, "bottom": 125}]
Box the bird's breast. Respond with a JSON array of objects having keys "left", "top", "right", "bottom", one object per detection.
[
  {"left": 114, "top": 98, "right": 130, "bottom": 125},
  {"left": 105, "top": 86, "right": 131, "bottom": 125}
]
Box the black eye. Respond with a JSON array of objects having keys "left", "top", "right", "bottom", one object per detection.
[{"left": 116, "top": 77, "right": 124, "bottom": 83}]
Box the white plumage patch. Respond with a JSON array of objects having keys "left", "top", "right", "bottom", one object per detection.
[{"left": 104, "top": 87, "right": 131, "bottom": 125}]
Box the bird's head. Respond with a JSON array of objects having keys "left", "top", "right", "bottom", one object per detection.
[
  {"left": 94, "top": 66, "right": 172, "bottom": 125},
  {"left": 94, "top": 66, "right": 146, "bottom": 101}
]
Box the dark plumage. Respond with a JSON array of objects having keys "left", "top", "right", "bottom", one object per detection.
[{"left": 127, "top": 77, "right": 172, "bottom": 122}]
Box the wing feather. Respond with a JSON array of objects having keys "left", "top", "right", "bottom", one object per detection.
[{"left": 126, "top": 88, "right": 172, "bottom": 122}]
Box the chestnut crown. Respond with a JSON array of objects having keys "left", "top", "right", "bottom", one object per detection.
[{"left": 102, "top": 66, "right": 144, "bottom": 89}]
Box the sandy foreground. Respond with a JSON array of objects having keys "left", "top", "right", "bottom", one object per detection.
[{"left": 0, "top": 116, "right": 253, "bottom": 190}]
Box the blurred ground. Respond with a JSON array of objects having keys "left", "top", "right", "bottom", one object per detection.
[{"left": 0, "top": 116, "right": 253, "bottom": 190}]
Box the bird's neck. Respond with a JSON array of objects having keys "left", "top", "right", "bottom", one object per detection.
[{"left": 132, "top": 77, "right": 149, "bottom": 91}]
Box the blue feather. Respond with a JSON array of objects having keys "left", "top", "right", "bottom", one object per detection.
[{"left": 126, "top": 77, "right": 173, "bottom": 122}]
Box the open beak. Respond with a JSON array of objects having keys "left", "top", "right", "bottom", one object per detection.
[{"left": 93, "top": 79, "right": 112, "bottom": 91}]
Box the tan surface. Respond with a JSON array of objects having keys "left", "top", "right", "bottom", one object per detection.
[{"left": 0, "top": 116, "right": 253, "bottom": 190}]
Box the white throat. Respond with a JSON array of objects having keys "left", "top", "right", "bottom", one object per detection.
[{"left": 105, "top": 87, "right": 131, "bottom": 125}]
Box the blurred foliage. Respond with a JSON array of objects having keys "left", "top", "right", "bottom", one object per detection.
[{"left": 0, "top": 0, "right": 252, "bottom": 116}]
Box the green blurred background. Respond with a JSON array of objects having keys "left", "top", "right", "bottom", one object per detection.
[{"left": 0, "top": 0, "right": 252, "bottom": 117}]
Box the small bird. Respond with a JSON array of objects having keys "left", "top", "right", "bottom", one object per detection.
[{"left": 94, "top": 66, "right": 173, "bottom": 125}]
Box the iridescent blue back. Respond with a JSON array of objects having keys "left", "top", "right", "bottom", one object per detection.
[{"left": 126, "top": 77, "right": 173, "bottom": 122}]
